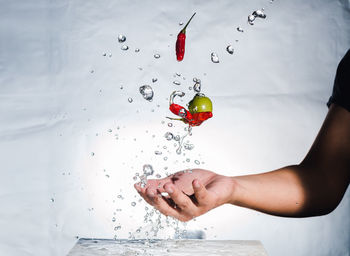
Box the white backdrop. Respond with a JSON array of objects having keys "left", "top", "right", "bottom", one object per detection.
[{"left": 0, "top": 0, "right": 349, "bottom": 255}]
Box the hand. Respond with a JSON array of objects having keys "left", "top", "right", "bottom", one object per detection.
[{"left": 134, "top": 169, "right": 235, "bottom": 222}]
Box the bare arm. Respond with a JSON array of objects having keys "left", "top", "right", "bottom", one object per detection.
[
  {"left": 135, "top": 104, "right": 350, "bottom": 220},
  {"left": 232, "top": 104, "right": 350, "bottom": 217}
]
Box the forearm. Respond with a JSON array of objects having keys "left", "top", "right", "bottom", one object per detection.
[{"left": 229, "top": 165, "right": 337, "bottom": 217}]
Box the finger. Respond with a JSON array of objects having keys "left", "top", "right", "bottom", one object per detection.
[
  {"left": 192, "top": 179, "right": 209, "bottom": 206},
  {"left": 144, "top": 187, "right": 183, "bottom": 219},
  {"left": 135, "top": 185, "right": 154, "bottom": 206},
  {"left": 163, "top": 182, "right": 196, "bottom": 214},
  {"left": 134, "top": 179, "right": 159, "bottom": 194},
  {"left": 153, "top": 195, "right": 182, "bottom": 219}
]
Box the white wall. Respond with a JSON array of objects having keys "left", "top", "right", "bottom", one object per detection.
[{"left": 0, "top": 0, "right": 349, "bottom": 255}]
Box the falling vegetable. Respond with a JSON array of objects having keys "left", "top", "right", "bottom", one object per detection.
[
  {"left": 176, "top": 12, "right": 196, "bottom": 61},
  {"left": 168, "top": 91, "right": 213, "bottom": 127}
]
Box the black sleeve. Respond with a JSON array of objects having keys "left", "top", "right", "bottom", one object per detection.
[{"left": 327, "top": 49, "right": 350, "bottom": 112}]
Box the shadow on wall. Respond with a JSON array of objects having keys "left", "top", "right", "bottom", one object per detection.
[{"left": 340, "top": 0, "right": 350, "bottom": 11}]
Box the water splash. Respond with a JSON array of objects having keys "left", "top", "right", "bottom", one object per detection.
[
  {"left": 164, "top": 132, "right": 174, "bottom": 140},
  {"left": 139, "top": 85, "right": 154, "bottom": 101},
  {"left": 226, "top": 45, "right": 234, "bottom": 54},
  {"left": 248, "top": 9, "right": 266, "bottom": 25},
  {"left": 184, "top": 143, "right": 194, "bottom": 150},
  {"left": 211, "top": 52, "right": 219, "bottom": 63},
  {"left": 121, "top": 45, "right": 129, "bottom": 50},
  {"left": 193, "top": 81, "right": 201, "bottom": 92},
  {"left": 118, "top": 34, "right": 126, "bottom": 43},
  {"left": 248, "top": 14, "right": 256, "bottom": 25},
  {"left": 253, "top": 9, "right": 266, "bottom": 18},
  {"left": 143, "top": 164, "right": 154, "bottom": 176},
  {"left": 176, "top": 126, "right": 192, "bottom": 155},
  {"left": 169, "top": 91, "right": 185, "bottom": 105},
  {"left": 236, "top": 27, "right": 244, "bottom": 32}
]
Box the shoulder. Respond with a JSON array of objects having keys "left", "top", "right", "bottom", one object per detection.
[{"left": 327, "top": 49, "right": 350, "bottom": 112}]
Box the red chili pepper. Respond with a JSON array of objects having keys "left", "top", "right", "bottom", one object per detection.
[
  {"left": 169, "top": 103, "right": 212, "bottom": 127},
  {"left": 176, "top": 12, "right": 196, "bottom": 61}
]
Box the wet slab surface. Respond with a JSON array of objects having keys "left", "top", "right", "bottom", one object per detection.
[{"left": 67, "top": 239, "right": 268, "bottom": 256}]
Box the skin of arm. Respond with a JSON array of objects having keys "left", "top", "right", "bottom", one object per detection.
[{"left": 135, "top": 104, "right": 350, "bottom": 221}]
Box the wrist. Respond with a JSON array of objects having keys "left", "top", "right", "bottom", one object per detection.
[{"left": 225, "top": 176, "right": 240, "bottom": 205}]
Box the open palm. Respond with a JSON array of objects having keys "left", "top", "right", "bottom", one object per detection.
[{"left": 135, "top": 169, "right": 235, "bottom": 222}]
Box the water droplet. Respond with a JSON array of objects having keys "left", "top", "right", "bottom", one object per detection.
[
  {"left": 109, "top": 53, "right": 112, "bottom": 57},
  {"left": 173, "top": 80, "right": 181, "bottom": 85},
  {"left": 154, "top": 150, "right": 162, "bottom": 155},
  {"left": 156, "top": 174, "right": 161, "bottom": 178},
  {"left": 128, "top": 97, "right": 133, "bottom": 103},
  {"left": 186, "top": 158, "right": 190, "bottom": 162},
  {"left": 193, "top": 82, "right": 201, "bottom": 92},
  {"left": 248, "top": 14, "right": 256, "bottom": 25},
  {"left": 154, "top": 54, "right": 160, "bottom": 59},
  {"left": 114, "top": 226, "right": 121, "bottom": 231},
  {"left": 121, "top": 45, "right": 129, "bottom": 50},
  {"left": 248, "top": 9, "right": 266, "bottom": 25},
  {"left": 193, "top": 77, "right": 201, "bottom": 83},
  {"left": 194, "top": 160, "right": 200, "bottom": 165},
  {"left": 139, "top": 85, "right": 154, "bottom": 101},
  {"left": 135, "top": 48, "right": 140, "bottom": 52},
  {"left": 152, "top": 78, "right": 158, "bottom": 83},
  {"left": 179, "top": 109, "right": 187, "bottom": 117},
  {"left": 90, "top": 70, "right": 94, "bottom": 73},
  {"left": 253, "top": 9, "right": 266, "bottom": 19},
  {"left": 120, "top": 85, "right": 123, "bottom": 89},
  {"left": 226, "top": 45, "right": 234, "bottom": 54},
  {"left": 164, "top": 132, "right": 174, "bottom": 140},
  {"left": 237, "top": 27, "right": 244, "bottom": 32},
  {"left": 50, "top": 198, "right": 55, "bottom": 203},
  {"left": 131, "top": 202, "right": 136, "bottom": 207},
  {"left": 179, "top": 21, "right": 183, "bottom": 26},
  {"left": 168, "top": 123, "right": 173, "bottom": 127},
  {"left": 91, "top": 152, "right": 95, "bottom": 156},
  {"left": 211, "top": 52, "right": 219, "bottom": 63},
  {"left": 102, "top": 53, "right": 107, "bottom": 56},
  {"left": 133, "top": 176, "right": 137, "bottom": 181},
  {"left": 184, "top": 143, "right": 194, "bottom": 150},
  {"left": 163, "top": 156, "right": 168, "bottom": 161},
  {"left": 174, "top": 135, "right": 180, "bottom": 141},
  {"left": 143, "top": 164, "right": 154, "bottom": 176},
  {"left": 188, "top": 86, "right": 192, "bottom": 90},
  {"left": 112, "top": 217, "right": 116, "bottom": 222},
  {"left": 118, "top": 34, "right": 126, "bottom": 43},
  {"left": 108, "top": 129, "right": 112, "bottom": 132}
]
